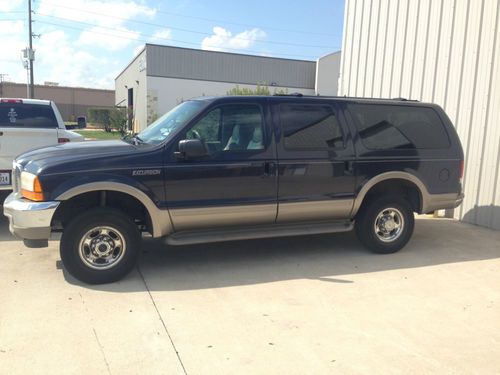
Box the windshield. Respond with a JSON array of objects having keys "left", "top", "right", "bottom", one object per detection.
[{"left": 137, "top": 100, "right": 207, "bottom": 145}]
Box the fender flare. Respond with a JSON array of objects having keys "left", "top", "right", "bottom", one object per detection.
[
  {"left": 351, "top": 171, "right": 430, "bottom": 216},
  {"left": 55, "top": 182, "right": 173, "bottom": 237}
]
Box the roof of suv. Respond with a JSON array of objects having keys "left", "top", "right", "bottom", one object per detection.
[
  {"left": 0, "top": 98, "right": 51, "bottom": 106},
  {"left": 190, "top": 95, "right": 436, "bottom": 108}
]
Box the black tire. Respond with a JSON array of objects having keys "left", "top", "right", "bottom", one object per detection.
[
  {"left": 355, "top": 195, "right": 415, "bottom": 254},
  {"left": 60, "top": 207, "right": 141, "bottom": 284}
]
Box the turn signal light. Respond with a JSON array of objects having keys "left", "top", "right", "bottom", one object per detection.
[
  {"left": 21, "top": 175, "right": 44, "bottom": 201},
  {"left": 58, "top": 138, "right": 70, "bottom": 143}
]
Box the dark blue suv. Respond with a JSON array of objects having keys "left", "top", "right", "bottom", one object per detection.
[{"left": 4, "top": 95, "right": 464, "bottom": 284}]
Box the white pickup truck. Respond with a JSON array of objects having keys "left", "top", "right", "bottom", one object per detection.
[{"left": 0, "top": 98, "right": 83, "bottom": 190}]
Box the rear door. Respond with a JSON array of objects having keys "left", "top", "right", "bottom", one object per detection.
[
  {"left": 274, "top": 100, "right": 357, "bottom": 223},
  {"left": 0, "top": 101, "right": 58, "bottom": 186}
]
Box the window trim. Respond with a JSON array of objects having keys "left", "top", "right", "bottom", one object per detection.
[{"left": 279, "top": 102, "right": 346, "bottom": 151}]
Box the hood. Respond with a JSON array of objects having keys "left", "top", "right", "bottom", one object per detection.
[{"left": 16, "top": 140, "right": 139, "bottom": 173}]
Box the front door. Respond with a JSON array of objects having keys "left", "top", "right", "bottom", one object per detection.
[
  {"left": 164, "top": 101, "right": 278, "bottom": 231},
  {"left": 274, "top": 100, "right": 357, "bottom": 223}
]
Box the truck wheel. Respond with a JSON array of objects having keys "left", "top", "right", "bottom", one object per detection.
[
  {"left": 355, "top": 196, "right": 415, "bottom": 254},
  {"left": 60, "top": 208, "right": 141, "bottom": 284}
]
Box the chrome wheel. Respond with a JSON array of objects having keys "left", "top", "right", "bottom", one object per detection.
[
  {"left": 374, "top": 207, "right": 405, "bottom": 243},
  {"left": 78, "top": 226, "right": 126, "bottom": 270}
]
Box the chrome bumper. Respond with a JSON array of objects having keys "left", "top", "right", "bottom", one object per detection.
[{"left": 3, "top": 192, "right": 60, "bottom": 241}]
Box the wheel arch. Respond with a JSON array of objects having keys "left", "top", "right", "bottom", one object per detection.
[
  {"left": 352, "top": 172, "right": 430, "bottom": 217},
  {"left": 54, "top": 182, "right": 172, "bottom": 237}
]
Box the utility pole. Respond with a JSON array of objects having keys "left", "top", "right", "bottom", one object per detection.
[{"left": 28, "top": 0, "right": 35, "bottom": 98}]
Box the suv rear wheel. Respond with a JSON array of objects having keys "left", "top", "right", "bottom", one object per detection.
[
  {"left": 355, "top": 196, "right": 415, "bottom": 254},
  {"left": 60, "top": 208, "right": 141, "bottom": 284}
]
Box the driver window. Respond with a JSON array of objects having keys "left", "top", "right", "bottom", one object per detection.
[{"left": 186, "top": 104, "right": 264, "bottom": 155}]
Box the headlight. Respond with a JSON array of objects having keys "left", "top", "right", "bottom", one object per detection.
[{"left": 20, "top": 171, "right": 45, "bottom": 201}]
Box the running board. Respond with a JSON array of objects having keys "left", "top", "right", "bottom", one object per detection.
[{"left": 166, "top": 220, "right": 354, "bottom": 246}]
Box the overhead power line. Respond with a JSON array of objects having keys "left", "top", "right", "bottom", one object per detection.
[
  {"left": 36, "top": 20, "right": 323, "bottom": 60},
  {"left": 40, "top": 0, "right": 339, "bottom": 38},
  {"left": 34, "top": 11, "right": 337, "bottom": 49},
  {"left": 153, "top": 8, "right": 340, "bottom": 37}
]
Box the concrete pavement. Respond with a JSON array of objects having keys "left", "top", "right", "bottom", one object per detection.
[{"left": 1, "top": 215, "right": 499, "bottom": 374}]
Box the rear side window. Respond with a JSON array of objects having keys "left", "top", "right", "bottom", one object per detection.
[
  {"left": 280, "top": 104, "right": 344, "bottom": 149},
  {"left": 0, "top": 103, "right": 58, "bottom": 128},
  {"left": 347, "top": 104, "right": 450, "bottom": 149}
]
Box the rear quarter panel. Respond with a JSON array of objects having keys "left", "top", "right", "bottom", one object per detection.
[{"left": 341, "top": 101, "right": 464, "bottom": 196}]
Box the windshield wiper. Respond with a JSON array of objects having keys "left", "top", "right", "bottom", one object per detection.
[
  {"left": 134, "top": 135, "right": 145, "bottom": 144},
  {"left": 122, "top": 134, "right": 145, "bottom": 145}
]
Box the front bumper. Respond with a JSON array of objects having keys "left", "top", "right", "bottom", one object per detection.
[{"left": 3, "top": 192, "right": 60, "bottom": 241}]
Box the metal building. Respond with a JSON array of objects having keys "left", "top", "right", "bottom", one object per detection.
[
  {"left": 115, "top": 44, "right": 320, "bottom": 132},
  {"left": 339, "top": 0, "right": 500, "bottom": 230},
  {"left": 0, "top": 81, "right": 114, "bottom": 121}
]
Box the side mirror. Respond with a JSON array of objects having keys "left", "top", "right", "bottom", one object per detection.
[{"left": 175, "top": 139, "right": 208, "bottom": 160}]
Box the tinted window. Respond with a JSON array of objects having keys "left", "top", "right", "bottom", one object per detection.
[
  {"left": 186, "top": 104, "right": 264, "bottom": 155},
  {"left": 0, "top": 103, "right": 58, "bottom": 128},
  {"left": 347, "top": 104, "right": 450, "bottom": 149},
  {"left": 280, "top": 104, "right": 343, "bottom": 149}
]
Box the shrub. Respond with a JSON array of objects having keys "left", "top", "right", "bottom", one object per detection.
[
  {"left": 87, "top": 107, "right": 127, "bottom": 134},
  {"left": 227, "top": 84, "right": 288, "bottom": 96},
  {"left": 110, "top": 107, "right": 128, "bottom": 136}
]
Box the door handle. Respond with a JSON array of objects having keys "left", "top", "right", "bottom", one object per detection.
[
  {"left": 344, "top": 161, "right": 354, "bottom": 175},
  {"left": 0, "top": 131, "right": 3, "bottom": 136},
  {"left": 264, "top": 161, "right": 275, "bottom": 177}
]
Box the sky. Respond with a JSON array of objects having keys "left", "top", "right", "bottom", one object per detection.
[{"left": 0, "top": 0, "right": 345, "bottom": 89}]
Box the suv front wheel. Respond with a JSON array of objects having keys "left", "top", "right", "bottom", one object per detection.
[
  {"left": 355, "top": 196, "right": 415, "bottom": 254},
  {"left": 60, "top": 208, "right": 141, "bottom": 284}
]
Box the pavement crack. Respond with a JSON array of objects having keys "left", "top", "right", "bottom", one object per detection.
[
  {"left": 137, "top": 266, "right": 188, "bottom": 375},
  {"left": 93, "top": 328, "right": 112, "bottom": 375},
  {"left": 80, "top": 293, "right": 111, "bottom": 375}
]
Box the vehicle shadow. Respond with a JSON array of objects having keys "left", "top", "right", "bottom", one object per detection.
[
  {"left": 66, "top": 217, "right": 500, "bottom": 292},
  {"left": 0, "top": 215, "right": 18, "bottom": 242}
]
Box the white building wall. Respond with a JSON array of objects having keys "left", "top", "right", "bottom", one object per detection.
[
  {"left": 339, "top": 0, "right": 500, "bottom": 230},
  {"left": 315, "top": 51, "right": 341, "bottom": 96},
  {"left": 146, "top": 76, "right": 316, "bottom": 128},
  {"left": 115, "top": 49, "right": 148, "bottom": 132}
]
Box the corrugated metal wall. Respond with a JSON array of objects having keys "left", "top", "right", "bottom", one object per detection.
[
  {"left": 339, "top": 0, "right": 500, "bottom": 230},
  {"left": 146, "top": 44, "right": 316, "bottom": 89}
]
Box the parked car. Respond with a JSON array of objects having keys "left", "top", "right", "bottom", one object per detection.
[
  {"left": 0, "top": 98, "right": 84, "bottom": 191},
  {"left": 4, "top": 95, "right": 464, "bottom": 284}
]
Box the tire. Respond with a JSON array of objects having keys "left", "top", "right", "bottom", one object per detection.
[
  {"left": 355, "top": 195, "right": 415, "bottom": 254},
  {"left": 60, "top": 207, "right": 141, "bottom": 284}
]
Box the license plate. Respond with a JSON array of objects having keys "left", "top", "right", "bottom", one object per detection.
[{"left": 0, "top": 171, "right": 11, "bottom": 186}]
